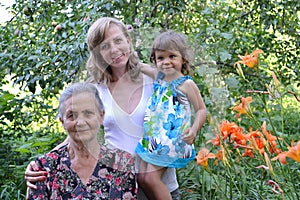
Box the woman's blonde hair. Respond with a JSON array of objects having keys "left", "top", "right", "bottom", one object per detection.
[
  {"left": 150, "top": 30, "right": 193, "bottom": 75},
  {"left": 86, "top": 17, "right": 139, "bottom": 85}
]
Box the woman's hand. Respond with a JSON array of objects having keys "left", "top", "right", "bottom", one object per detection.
[
  {"left": 24, "top": 161, "right": 47, "bottom": 188},
  {"left": 25, "top": 161, "right": 47, "bottom": 199}
]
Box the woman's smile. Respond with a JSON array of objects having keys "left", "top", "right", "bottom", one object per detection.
[{"left": 112, "top": 53, "right": 125, "bottom": 63}]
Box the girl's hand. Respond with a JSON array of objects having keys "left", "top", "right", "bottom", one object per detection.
[{"left": 182, "top": 128, "right": 197, "bottom": 144}]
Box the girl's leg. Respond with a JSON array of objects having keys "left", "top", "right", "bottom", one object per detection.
[{"left": 137, "top": 159, "right": 172, "bottom": 200}]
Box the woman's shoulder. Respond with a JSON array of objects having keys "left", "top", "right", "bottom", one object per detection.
[
  {"left": 35, "top": 144, "right": 68, "bottom": 169},
  {"left": 96, "top": 82, "right": 108, "bottom": 90},
  {"left": 44, "top": 144, "right": 68, "bottom": 160},
  {"left": 143, "top": 73, "right": 154, "bottom": 84}
]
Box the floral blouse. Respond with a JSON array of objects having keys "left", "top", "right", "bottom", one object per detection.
[{"left": 28, "top": 144, "right": 137, "bottom": 200}]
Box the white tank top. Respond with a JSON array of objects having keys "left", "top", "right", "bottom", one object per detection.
[
  {"left": 97, "top": 74, "right": 153, "bottom": 154},
  {"left": 97, "top": 74, "right": 178, "bottom": 192}
]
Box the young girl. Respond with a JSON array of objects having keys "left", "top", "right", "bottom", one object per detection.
[{"left": 135, "top": 30, "right": 207, "bottom": 199}]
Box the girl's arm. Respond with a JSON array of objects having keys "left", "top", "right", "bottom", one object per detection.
[
  {"left": 139, "top": 62, "right": 157, "bottom": 80},
  {"left": 180, "top": 79, "right": 207, "bottom": 144}
]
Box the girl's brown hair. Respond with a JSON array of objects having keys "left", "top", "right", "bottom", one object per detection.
[{"left": 150, "top": 30, "right": 193, "bottom": 75}]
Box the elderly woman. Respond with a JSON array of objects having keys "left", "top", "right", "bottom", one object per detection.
[{"left": 28, "top": 83, "right": 137, "bottom": 200}]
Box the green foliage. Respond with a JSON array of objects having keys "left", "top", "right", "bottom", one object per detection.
[
  {"left": 0, "top": 0, "right": 299, "bottom": 199},
  {"left": 178, "top": 47, "right": 300, "bottom": 199},
  {"left": 178, "top": 157, "right": 299, "bottom": 199}
]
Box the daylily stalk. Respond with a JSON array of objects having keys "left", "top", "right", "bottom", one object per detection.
[
  {"left": 264, "top": 152, "right": 274, "bottom": 176},
  {"left": 234, "top": 63, "right": 247, "bottom": 80},
  {"left": 271, "top": 71, "right": 279, "bottom": 89}
]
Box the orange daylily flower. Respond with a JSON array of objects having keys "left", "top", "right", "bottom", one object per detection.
[
  {"left": 206, "top": 120, "right": 244, "bottom": 146},
  {"left": 242, "top": 147, "right": 255, "bottom": 158},
  {"left": 196, "top": 148, "right": 216, "bottom": 170},
  {"left": 230, "top": 128, "right": 247, "bottom": 146},
  {"left": 231, "top": 96, "right": 252, "bottom": 118},
  {"left": 272, "top": 140, "right": 300, "bottom": 164},
  {"left": 271, "top": 151, "right": 289, "bottom": 164},
  {"left": 261, "top": 121, "right": 282, "bottom": 154},
  {"left": 213, "top": 145, "right": 231, "bottom": 166},
  {"left": 214, "top": 149, "right": 223, "bottom": 166},
  {"left": 242, "top": 135, "right": 265, "bottom": 157},
  {"left": 219, "top": 120, "right": 243, "bottom": 139},
  {"left": 253, "top": 138, "right": 265, "bottom": 155},
  {"left": 244, "top": 129, "right": 263, "bottom": 157},
  {"left": 206, "top": 135, "right": 221, "bottom": 146},
  {"left": 207, "top": 120, "right": 283, "bottom": 161},
  {"left": 234, "top": 49, "right": 264, "bottom": 69},
  {"left": 286, "top": 141, "right": 300, "bottom": 162},
  {"left": 246, "top": 128, "right": 261, "bottom": 139}
]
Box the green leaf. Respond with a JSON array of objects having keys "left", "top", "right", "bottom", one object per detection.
[
  {"left": 221, "top": 32, "right": 233, "bottom": 39},
  {"left": 15, "top": 144, "right": 31, "bottom": 153},
  {"left": 225, "top": 77, "right": 239, "bottom": 89},
  {"left": 206, "top": 67, "right": 218, "bottom": 74},
  {"left": 219, "top": 50, "right": 232, "bottom": 62},
  {"left": 28, "top": 55, "right": 38, "bottom": 60}
]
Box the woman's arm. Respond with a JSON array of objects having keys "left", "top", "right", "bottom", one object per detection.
[
  {"left": 139, "top": 62, "right": 157, "bottom": 80},
  {"left": 25, "top": 136, "right": 69, "bottom": 195}
]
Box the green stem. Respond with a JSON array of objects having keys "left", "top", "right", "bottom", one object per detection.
[
  {"left": 279, "top": 94, "right": 284, "bottom": 135},
  {"left": 259, "top": 170, "right": 265, "bottom": 200}
]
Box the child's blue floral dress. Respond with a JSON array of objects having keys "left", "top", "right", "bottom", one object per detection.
[{"left": 135, "top": 72, "right": 196, "bottom": 168}]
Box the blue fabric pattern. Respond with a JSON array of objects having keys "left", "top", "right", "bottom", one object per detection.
[{"left": 135, "top": 71, "right": 196, "bottom": 168}]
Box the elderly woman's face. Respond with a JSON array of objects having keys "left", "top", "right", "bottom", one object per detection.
[
  {"left": 61, "top": 92, "right": 103, "bottom": 143},
  {"left": 99, "top": 24, "right": 131, "bottom": 69}
]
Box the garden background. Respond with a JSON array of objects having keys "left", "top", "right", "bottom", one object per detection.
[{"left": 0, "top": 0, "right": 299, "bottom": 199}]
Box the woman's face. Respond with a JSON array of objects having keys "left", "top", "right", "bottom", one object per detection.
[
  {"left": 60, "top": 92, "right": 103, "bottom": 144},
  {"left": 99, "top": 24, "right": 131, "bottom": 70}
]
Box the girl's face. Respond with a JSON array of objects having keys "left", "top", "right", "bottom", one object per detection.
[
  {"left": 99, "top": 24, "right": 131, "bottom": 70},
  {"left": 155, "top": 50, "right": 185, "bottom": 80},
  {"left": 60, "top": 92, "right": 103, "bottom": 144}
]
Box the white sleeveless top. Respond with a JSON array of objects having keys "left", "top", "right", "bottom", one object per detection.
[
  {"left": 97, "top": 74, "right": 178, "bottom": 193},
  {"left": 97, "top": 74, "right": 153, "bottom": 154}
]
